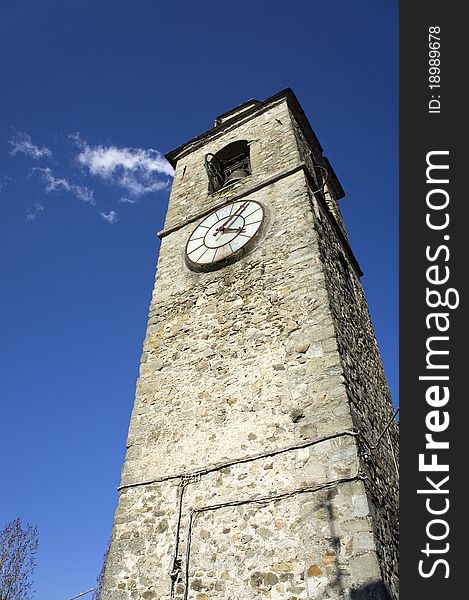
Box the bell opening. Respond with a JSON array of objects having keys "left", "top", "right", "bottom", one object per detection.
[{"left": 205, "top": 140, "right": 251, "bottom": 193}]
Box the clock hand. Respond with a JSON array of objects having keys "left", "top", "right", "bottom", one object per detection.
[
  {"left": 213, "top": 226, "right": 245, "bottom": 239},
  {"left": 223, "top": 201, "right": 249, "bottom": 230},
  {"left": 216, "top": 201, "right": 249, "bottom": 232}
]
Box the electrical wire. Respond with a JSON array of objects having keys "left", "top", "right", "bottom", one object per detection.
[
  {"left": 118, "top": 430, "right": 359, "bottom": 492},
  {"left": 357, "top": 406, "right": 400, "bottom": 481},
  {"left": 169, "top": 480, "right": 187, "bottom": 600},
  {"left": 133, "top": 430, "right": 359, "bottom": 591},
  {"left": 182, "top": 473, "right": 365, "bottom": 600},
  {"left": 364, "top": 407, "right": 400, "bottom": 451},
  {"left": 117, "top": 422, "right": 398, "bottom": 595},
  {"left": 309, "top": 163, "right": 329, "bottom": 195},
  {"left": 67, "top": 588, "right": 96, "bottom": 600}
]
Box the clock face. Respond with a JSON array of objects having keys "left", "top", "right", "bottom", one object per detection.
[{"left": 185, "top": 200, "right": 264, "bottom": 270}]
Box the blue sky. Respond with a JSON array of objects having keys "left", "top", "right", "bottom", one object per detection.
[{"left": 0, "top": 1, "right": 398, "bottom": 598}]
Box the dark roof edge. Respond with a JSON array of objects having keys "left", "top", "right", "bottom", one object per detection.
[
  {"left": 165, "top": 88, "right": 345, "bottom": 200},
  {"left": 164, "top": 88, "right": 295, "bottom": 167},
  {"left": 214, "top": 97, "right": 261, "bottom": 125},
  {"left": 283, "top": 90, "right": 345, "bottom": 201}
]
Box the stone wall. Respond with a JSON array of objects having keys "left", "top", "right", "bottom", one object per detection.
[
  {"left": 162, "top": 99, "right": 300, "bottom": 234},
  {"left": 310, "top": 189, "right": 399, "bottom": 598},
  {"left": 288, "top": 108, "right": 347, "bottom": 240},
  {"left": 101, "top": 94, "right": 397, "bottom": 600}
]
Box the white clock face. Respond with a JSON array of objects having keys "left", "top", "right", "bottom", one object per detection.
[{"left": 186, "top": 200, "right": 264, "bottom": 269}]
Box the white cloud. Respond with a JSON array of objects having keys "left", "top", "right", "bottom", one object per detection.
[
  {"left": 9, "top": 131, "right": 52, "bottom": 160},
  {"left": 100, "top": 210, "right": 118, "bottom": 224},
  {"left": 78, "top": 145, "right": 173, "bottom": 178},
  {"left": 35, "top": 167, "right": 96, "bottom": 206},
  {"left": 68, "top": 131, "right": 83, "bottom": 148},
  {"left": 37, "top": 167, "right": 70, "bottom": 192},
  {"left": 117, "top": 173, "right": 168, "bottom": 196},
  {"left": 73, "top": 185, "right": 95, "bottom": 204},
  {"left": 0, "top": 175, "right": 15, "bottom": 194},
  {"left": 24, "top": 202, "right": 45, "bottom": 224},
  {"left": 74, "top": 136, "right": 173, "bottom": 197},
  {"left": 119, "top": 197, "right": 136, "bottom": 204}
]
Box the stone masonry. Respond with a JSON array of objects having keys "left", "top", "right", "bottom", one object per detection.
[{"left": 100, "top": 89, "right": 399, "bottom": 600}]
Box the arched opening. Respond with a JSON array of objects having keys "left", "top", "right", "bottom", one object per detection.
[{"left": 204, "top": 140, "right": 251, "bottom": 193}]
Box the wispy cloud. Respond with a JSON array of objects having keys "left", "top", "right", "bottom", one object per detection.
[
  {"left": 24, "top": 202, "right": 45, "bottom": 224},
  {"left": 100, "top": 210, "right": 118, "bottom": 224},
  {"left": 35, "top": 167, "right": 96, "bottom": 206},
  {"left": 73, "top": 185, "right": 95, "bottom": 204},
  {"left": 0, "top": 175, "right": 15, "bottom": 194},
  {"left": 37, "top": 167, "right": 70, "bottom": 193},
  {"left": 72, "top": 133, "right": 173, "bottom": 198},
  {"left": 9, "top": 131, "right": 170, "bottom": 225},
  {"left": 9, "top": 131, "right": 52, "bottom": 160}
]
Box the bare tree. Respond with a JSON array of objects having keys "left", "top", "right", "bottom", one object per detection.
[
  {"left": 0, "top": 518, "right": 38, "bottom": 600},
  {"left": 92, "top": 539, "right": 111, "bottom": 600}
]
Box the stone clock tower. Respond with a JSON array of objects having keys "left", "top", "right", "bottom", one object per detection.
[{"left": 101, "top": 89, "right": 399, "bottom": 600}]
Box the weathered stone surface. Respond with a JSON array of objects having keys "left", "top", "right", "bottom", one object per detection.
[
  {"left": 100, "top": 90, "right": 398, "bottom": 600},
  {"left": 313, "top": 185, "right": 399, "bottom": 597}
]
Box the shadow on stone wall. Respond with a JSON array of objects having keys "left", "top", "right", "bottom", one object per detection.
[
  {"left": 349, "top": 580, "right": 392, "bottom": 600},
  {"left": 319, "top": 490, "right": 344, "bottom": 590},
  {"left": 318, "top": 490, "right": 393, "bottom": 600}
]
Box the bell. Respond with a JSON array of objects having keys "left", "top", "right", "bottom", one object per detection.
[{"left": 224, "top": 169, "right": 249, "bottom": 185}]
